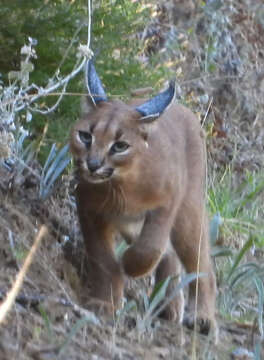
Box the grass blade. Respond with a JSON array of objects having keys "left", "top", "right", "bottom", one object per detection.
[
  {"left": 209, "top": 212, "right": 223, "bottom": 245},
  {"left": 42, "top": 143, "right": 57, "bottom": 176},
  {"left": 145, "top": 276, "right": 171, "bottom": 317},
  {"left": 38, "top": 304, "right": 54, "bottom": 341},
  {"left": 43, "top": 144, "right": 69, "bottom": 186},
  {"left": 42, "top": 155, "right": 70, "bottom": 199},
  {"left": 211, "top": 245, "right": 233, "bottom": 258},
  {"left": 39, "top": 144, "right": 70, "bottom": 199},
  {"left": 58, "top": 315, "right": 98, "bottom": 357},
  {"left": 227, "top": 236, "right": 255, "bottom": 281},
  {"left": 151, "top": 272, "right": 205, "bottom": 320},
  {"left": 235, "top": 179, "right": 264, "bottom": 214},
  {"left": 254, "top": 276, "right": 264, "bottom": 338}
]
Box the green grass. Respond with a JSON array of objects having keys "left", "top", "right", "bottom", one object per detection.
[
  {"left": 208, "top": 167, "right": 264, "bottom": 338},
  {"left": 208, "top": 168, "right": 264, "bottom": 245}
]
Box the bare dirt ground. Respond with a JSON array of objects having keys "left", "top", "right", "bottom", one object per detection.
[
  {"left": 0, "top": 173, "right": 262, "bottom": 360},
  {"left": 1, "top": 0, "right": 264, "bottom": 359}
]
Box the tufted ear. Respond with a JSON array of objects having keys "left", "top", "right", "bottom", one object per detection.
[
  {"left": 135, "top": 81, "right": 176, "bottom": 123},
  {"left": 85, "top": 60, "right": 107, "bottom": 106}
]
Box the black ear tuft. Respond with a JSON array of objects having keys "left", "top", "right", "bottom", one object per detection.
[
  {"left": 85, "top": 60, "right": 107, "bottom": 105},
  {"left": 135, "top": 81, "right": 176, "bottom": 118}
]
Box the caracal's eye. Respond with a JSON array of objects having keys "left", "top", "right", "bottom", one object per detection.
[
  {"left": 110, "top": 141, "right": 130, "bottom": 154},
  {"left": 78, "top": 131, "right": 92, "bottom": 147}
]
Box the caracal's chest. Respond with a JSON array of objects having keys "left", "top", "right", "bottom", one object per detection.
[{"left": 114, "top": 213, "right": 145, "bottom": 245}]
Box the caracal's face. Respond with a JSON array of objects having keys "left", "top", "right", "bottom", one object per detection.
[{"left": 70, "top": 101, "right": 146, "bottom": 184}]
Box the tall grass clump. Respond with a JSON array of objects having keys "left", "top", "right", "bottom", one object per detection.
[{"left": 208, "top": 168, "right": 264, "bottom": 339}]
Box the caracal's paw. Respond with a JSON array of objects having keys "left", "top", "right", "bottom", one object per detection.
[
  {"left": 158, "top": 290, "right": 184, "bottom": 323},
  {"left": 85, "top": 298, "right": 114, "bottom": 316},
  {"left": 183, "top": 311, "right": 218, "bottom": 342}
]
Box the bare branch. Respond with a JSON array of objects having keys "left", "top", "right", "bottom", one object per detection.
[{"left": 15, "top": 57, "right": 87, "bottom": 113}]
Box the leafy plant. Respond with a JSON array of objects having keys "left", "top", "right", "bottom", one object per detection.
[
  {"left": 135, "top": 273, "right": 204, "bottom": 332},
  {"left": 225, "top": 259, "right": 264, "bottom": 338},
  {"left": 208, "top": 168, "right": 264, "bottom": 338},
  {"left": 38, "top": 304, "right": 55, "bottom": 342},
  {"left": 208, "top": 169, "right": 264, "bottom": 243},
  {"left": 57, "top": 315, "right": 99, "bottom": 358},
  {"left": 39, "top": 143, "right": 71, "bottom": 200}
]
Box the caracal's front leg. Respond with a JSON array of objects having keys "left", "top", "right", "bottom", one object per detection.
[
  {"left": 122, "top": 207, "right": 174, "bottom": 278},
  {"left": 77, "top": 209, "right": 124, "bottom": 314}
]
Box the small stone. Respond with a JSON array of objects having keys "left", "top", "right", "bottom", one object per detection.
[{"left": 231, "top": 347, "right": 254, "bottom": 359}]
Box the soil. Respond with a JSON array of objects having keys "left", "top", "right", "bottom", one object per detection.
[{"left": 0, "top": 171, "right": 262, "bottom": 360}]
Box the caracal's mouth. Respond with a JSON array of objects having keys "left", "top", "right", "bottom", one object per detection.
[
  {"left": 86, "top": 176, "right": 111, "bottom": 184},
  {"left": 80, "top": 167, "right": 114, "bottom": 184}
]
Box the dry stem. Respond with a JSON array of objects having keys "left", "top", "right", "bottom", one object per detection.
[{"left": 0, "top": 225, "right": 48, "bottom": 324}]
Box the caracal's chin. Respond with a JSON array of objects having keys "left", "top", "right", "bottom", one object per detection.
[{"left": 82, "top": 172, "right": 114, "bottom": 184}]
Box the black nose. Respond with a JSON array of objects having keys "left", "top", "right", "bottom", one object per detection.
[{"left": 87, "top": 158, "right": 101, "bottom": 173}]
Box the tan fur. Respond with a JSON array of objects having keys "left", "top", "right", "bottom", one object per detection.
[{"left": 70, "top": 99, "right": 216, "bottom": 333}]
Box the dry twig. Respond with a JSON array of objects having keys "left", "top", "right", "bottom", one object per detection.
[{"left": 0, "top": 225, "right": 48, "bottom": 324}]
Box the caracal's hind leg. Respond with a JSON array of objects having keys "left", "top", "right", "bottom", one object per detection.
[
  {"left": 155, "top": 242, "right": 184, "bottom": 323},
  {"left": 171, "top": 202, "right": 216, "bottom": 335}
]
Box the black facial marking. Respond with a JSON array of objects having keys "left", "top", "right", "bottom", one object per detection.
[
  {"left": 104, "top": 168, "right": 114, "bottom": 177},
  {"left": 79, "top": 131, "right": 92, "bottom": 148},
  {"left": 90, "top": 123, "right": 96, "bottom": 133},
  {"left": 115, "top": 129, "right": 123, "bottom": 141}
]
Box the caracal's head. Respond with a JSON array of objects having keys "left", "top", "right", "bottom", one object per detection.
[{"left": 70, "top": 60, "right": 176, "bottom": 184}]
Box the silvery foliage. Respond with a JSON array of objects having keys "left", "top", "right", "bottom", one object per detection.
[
  {"left": 0, "top": 38, "right": 37, "bottom": 169},
  {"left": 0, "top": 37, "right": 89, "bottom": 198}
]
